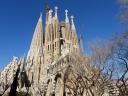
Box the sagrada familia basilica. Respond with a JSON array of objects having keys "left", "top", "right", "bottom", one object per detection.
[
  {"left": 0, "top": 5, "right": 117, "bottom": 96},
  {"left": 0, "top": 6, "right": 84, "bottom": 95}
]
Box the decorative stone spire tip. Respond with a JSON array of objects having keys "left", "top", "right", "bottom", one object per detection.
[
  {"left": 48, "top": 9, "right": 53, "bottom": 24},
  {"left": 55, "top": 6, "right": 58, "bottom": 19},
  {"left": 65, "top": 9, "right": 69, "bottom": 23},
  {"left": 39, "top": 12, "right": 42, "bottom": 22},
  {"left": 71, "top": 15, "right": 75, "bottom": 30}
]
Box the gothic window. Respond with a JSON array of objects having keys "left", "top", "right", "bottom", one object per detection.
[
  {"left": 53, "top": 32, "right": 54, "bottom": 40},
  {"left": 49, "top": 44, "right": 51, "bottom": 50},
  {"left": 48, "top": 45, "right": 49, "bottom": 51},
  {"left": 55, "top": 78, "right": 63, "bottom": 96},
  {"left": 57, "top": 28, "right": 59, "bottom": 38},
  {"left": 69, "top": 44, "right": 70, "bottom": 48},
  {"left": 55, "top": 42, "right": 56, "bottom": 50},
  {"left": 67, "top": 56, "right": 70, "bottom": 63},
  {"left": 55, "top": 27, "right": 56, "bottom": 38},
  {"left": 55, "top": 42, "right": 56, "bottom": 47},
  {"left": 47, "top": 69, "right": 49, "bottom": 74},
  {"left": 53, "top": 44, "right": 54, "bottom": 52}
]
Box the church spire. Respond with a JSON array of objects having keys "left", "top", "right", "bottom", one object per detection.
[
  {"left": 27, "top": 13, "right": 43, "bottom": 59},
  {"left": 65, "top": 9, "right": 71, "bottom": 42},
  {"left": 54, "top": 6, "right": 58, "bottom": 20},
  {"left": 70, "top": 15, "right": 79, "bottom": 52},
  {"left": 71, "top": 16, "right": 76, "bottom": 30},
  {"left": 39, "top": 12, "right": 42, "bottom": 22},
  {"left": 65, "top": 9, "right": 69, "bottom": 23},
  {"left": 48, "top": 10, "right": 53, "bottom": 24}
]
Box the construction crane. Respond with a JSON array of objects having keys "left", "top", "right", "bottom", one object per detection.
[
  {"left": 43, "top": 0, "right": 51, "bottom": 22},
  {"left": 44, "top": 0, "right": 50, "bottom": 12}
]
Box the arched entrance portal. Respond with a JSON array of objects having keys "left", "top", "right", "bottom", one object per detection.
[{"left": 55, "top": 74, "right": 63, "bottom": 96}]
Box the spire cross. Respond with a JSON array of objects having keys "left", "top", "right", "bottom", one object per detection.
[
  {"left": 55, "top": 6, "right": 58, "bottom": 19},
  {"left": 65, "top": 9, "right": 69, "bottom": 23}
]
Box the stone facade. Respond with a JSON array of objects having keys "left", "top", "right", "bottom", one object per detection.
[
  {"left": 0, "top": 6, "right": 81, "bottom": 96},
  {"left": 25, "top": 7, "right": 80, "bottom": 96},
  {"left": 0, "top": 6, "right": 116, "bottom": 96}
]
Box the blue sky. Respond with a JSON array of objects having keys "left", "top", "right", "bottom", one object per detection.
[{"left": 0, "top": 0, "right": 123, "bottom": 70}]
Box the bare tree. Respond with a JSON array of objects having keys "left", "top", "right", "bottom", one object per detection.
[
  {"left": 88, "top": 40, "right": 114, "bottom": 96},
  {"left": 110, "top": 32, "right": 128, "bottom": 96},
  {"left": 64, "top": 46, "right": 113, "bottom": 96},
  {"left": 64, "top": 54, "right": 94, "bottom": 96}
]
